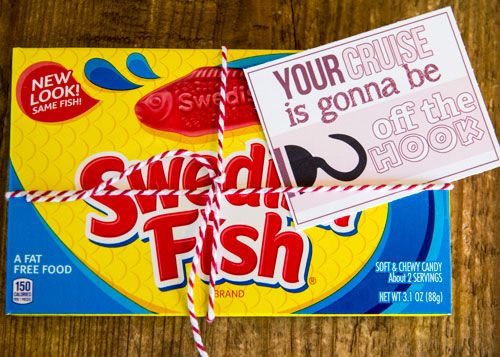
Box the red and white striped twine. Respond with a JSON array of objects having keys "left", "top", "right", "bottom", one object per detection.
[
  {"left": 4, "top": 47, "right": 454, "bottom": 356},
  {"left": 207, "top": 45, "right": 227, "bottom": 323},
  {"left": 5, "top": 183, "right": 455, "bottom": 203}
]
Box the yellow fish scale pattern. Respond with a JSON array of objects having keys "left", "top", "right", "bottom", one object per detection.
[{"left": 10, "top": 48, "right": 388, "bottom": 315}]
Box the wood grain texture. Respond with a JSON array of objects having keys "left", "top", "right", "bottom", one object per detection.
[{"left": 0, "top": 0, "right": 498, "bottom": 355}]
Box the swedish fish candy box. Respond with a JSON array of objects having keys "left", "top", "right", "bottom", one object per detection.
[{"left": 6, "top": 48, "right": 451, "bottom": 315}]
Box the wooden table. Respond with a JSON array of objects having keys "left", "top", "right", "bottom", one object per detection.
[{"left": 0, "top": 0, "right": 498, "bottom": 355}]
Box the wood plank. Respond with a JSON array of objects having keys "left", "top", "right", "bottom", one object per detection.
[{"left": 0, "top": 0, "right": 498, "bottom": 355}]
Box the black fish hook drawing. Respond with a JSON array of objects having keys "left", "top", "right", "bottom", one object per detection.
[{"left": 284, "top": 134, "right": 367, "bottom": 187}]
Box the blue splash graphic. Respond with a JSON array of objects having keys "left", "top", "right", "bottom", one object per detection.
[
  {"left": 84, "top": 53, "right": 292, "bottom": 91},
  {"left": 126, "top": 53, "right": 160, "bottom": 79},
  {"left": 84, "top": 58, "right": 141, "bottom": 90},
  {"left": 227, "top": 53, "right": 293, "bottom": 68}
]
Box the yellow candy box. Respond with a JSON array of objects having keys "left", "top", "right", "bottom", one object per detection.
[{"left": 6, "top": 48, "right": 451, "bottom": 315}]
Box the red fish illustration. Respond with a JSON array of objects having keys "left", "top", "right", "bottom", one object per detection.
[{"left": 135, "top": 67, "right": 260, "bottom": 136}]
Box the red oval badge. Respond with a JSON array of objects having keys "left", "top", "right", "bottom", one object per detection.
[{"left": 16, "top": 61, "right": 99, "bottom": 122}]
